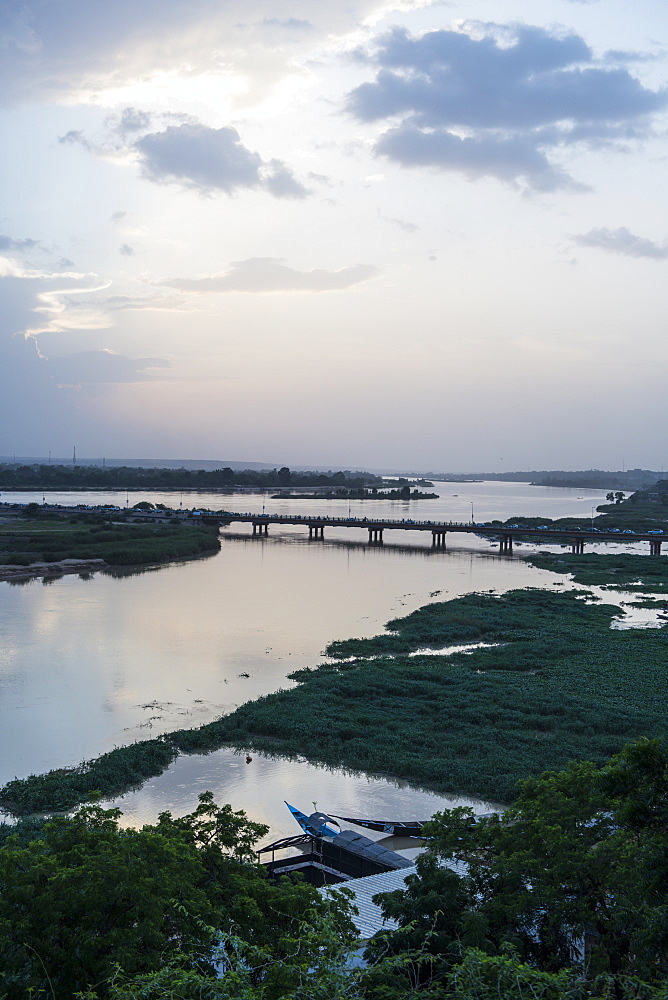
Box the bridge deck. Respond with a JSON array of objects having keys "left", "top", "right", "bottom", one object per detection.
[{"left": 214, "top": 511, "right": 663, "bottom": 545}]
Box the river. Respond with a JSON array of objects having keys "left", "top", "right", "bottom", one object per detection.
[{"left": 0, "top": 480, "right": 627, "bottom": 837}]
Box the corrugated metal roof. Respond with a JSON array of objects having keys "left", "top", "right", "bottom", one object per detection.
[
  {"left": 319, "top": 857, "right": 469, "bottom": 942},
  {"left": 321, "top": 866, "right": 417, "bottom": 941}
]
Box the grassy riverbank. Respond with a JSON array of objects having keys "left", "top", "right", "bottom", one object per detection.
[
  {"left": 178, "top": 587, "right": 668, "bottom": 803},
  {"left": 526, "top": 550, "right": 668, "bottom": 591},
  {"left": 3, "top": 584, "right": 667, "bottom": 814},
  {"left": 0, "top": 517, "right": 221, "bottom": 571}
]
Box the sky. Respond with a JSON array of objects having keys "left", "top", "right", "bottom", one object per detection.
[{"left": 1, "top": 0, "right": 667, "bottom": 473}]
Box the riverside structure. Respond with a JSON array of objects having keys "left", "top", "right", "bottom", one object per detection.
[
  {"left": 202, "top": 510, "right": 666, "bottom": 555},
  {"left": 3, "top": 502, "right": 665, "bottom": 554}
]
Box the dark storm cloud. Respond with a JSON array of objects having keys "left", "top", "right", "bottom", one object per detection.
[
  {"left": 134, "top": 122, "right": 308, "bottom": 198},
  {"left": 157, "top": 257, "right": 378, "bottom": 292},
  {"left": 347, "top": 23, "right": 667, "bottom": 192},
  {"left": 573, "top": 227, "right": 668, "bottom": 259}
]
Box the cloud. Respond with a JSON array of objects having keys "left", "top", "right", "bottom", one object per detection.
[
  {"left": 0, "top": 235, "right": 40, "bottom": 252},
  {"left": 375, "top": 124, "right": 584, "bottom": 192},
  {"left": 119, "top": 244, "right": 135, "bottom": 256},
  {"left": 115, "top": 107, "right": 153, "bottom": 134},
  {"left": 573, "top": 227, "right": 668, "bottom": 259},
  {"left": 102, "top": 293, "right": 189, "bottom": 311},
  {"left": 346, "top": 22, "right": 667, "bottom": 192},
  {"left": 157, "top": 257, "right": 379, "bottom": 292},
  {"left": 0, "top": 0, "right": 382, "bottom": 107},
  {"left": 379, "top": 212, "right": 419, "bottom": 233},
  {"left": 70, "top": 115, "right": 309, "bottom": 199},
  {"left": 47, "top": 349, "right": 170, "bottom": 385},
  {"left": 262, "top": 17, "right": 313, "bottom": 31},
  {"left": 135, "top": 122, "right": 307, "bottom": 198},
  {"left": 58, "top": 129, "right": 92, "bottom": 151}
]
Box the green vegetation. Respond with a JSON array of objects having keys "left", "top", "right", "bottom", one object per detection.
[
  {"left": 526, "top": 551, "right": 668, "bottom": 591},
  {"left": 185, "top": 588, "right": 666, "bottom": 803},
  {"left": 0, "top": 462, "right": 380, "bottom": 491},
  {"left": 0, "top": 792, "right": 357, "bottom": 999},
  {"left": 0, "top": 739, "right": 178, "bottom": 814},
  {"left": 0, "top": 517, "right": 220, "bottom": 569},
  {"left": 368, "top": 738, "right": 668, "bottom": 993},
  {"left": 1, "top": 743, "right": 667, "bottom": 998},
  {"left": 4, "top": 587, "right": 667, "bottom": 814}
]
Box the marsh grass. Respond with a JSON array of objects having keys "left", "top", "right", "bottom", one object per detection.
[
  {"left": 0, "top": 519, "right": 220, "bottom": 567},
  {"left": 526, "top": 552, "right": 668, "bottom": 591},
  {"left": 3, "top": 587, "right": 667, "bottom": 814}
]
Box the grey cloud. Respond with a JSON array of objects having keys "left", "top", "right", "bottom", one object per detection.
[
  {"left": 0, "top": 276, "right": 82, "bottom": 445},
  {"left": 380, "top": 213, "right": 419, "bottom": 233},
  {"left": 0, "top": 0, "right": 383, "bottom": 106},
  {"left": 47, "top": 350, "right": 171, "bottom": 385},
  {"left": 58, "top": 129, "right": 92, "bottom": 150},
  {"left": 376, "top": 125, "right": 586, "bottom": 193},
  {"left": 262, "top": 18, "right": 312, "bottom": 31},
  {"left": 119, "top": 244, "right": 135, "bottom": 256},
  {"left": 110, "top": 211, "right": 127, "bottom": 222},
  {"left": 158, "top": 257, "right": 379, "bottom": 292},
  {"left": 573, "top": 227, "right": 668, "bottom": 259},
  {"left": 0, "top": 235, "right": 39, "bottom": 252},
  {"left": 347, "top": 23, "right": 666, "bottom": 192},
  {"left": 135, "top": 122, "right": 307, "bottom": 197},
  {"left": 262, "top": 160, "right": 308, "bottom": 199},
  {"left": 115, "top": 107, "right": 152, "bottom": 134}
]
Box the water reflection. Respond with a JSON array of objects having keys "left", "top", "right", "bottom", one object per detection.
[
  {"left": 0, "top": 480, "right": 627, "bottom": 833},
  {"left": 108, "top": 746, "right": 503, "bottom": 839}
]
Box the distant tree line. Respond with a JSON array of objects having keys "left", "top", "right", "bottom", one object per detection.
[
  {"left": 0, "top": 464, "right": 382, "bottom": 491},
  {"left": 537, "top": 471, "right": 658, "bottom": 489}
]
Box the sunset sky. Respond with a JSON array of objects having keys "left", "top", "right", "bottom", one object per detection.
[{"left": 1, "top": 0, "right": 667, "bottom": 472}]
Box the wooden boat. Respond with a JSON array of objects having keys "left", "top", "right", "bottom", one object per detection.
[{"left": 331, "top": 815, "right": 427, "bottom": 837}]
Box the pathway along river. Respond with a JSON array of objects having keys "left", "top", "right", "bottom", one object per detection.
[{"left": 0, "top": 479, "right": 640, "bottom": 838}]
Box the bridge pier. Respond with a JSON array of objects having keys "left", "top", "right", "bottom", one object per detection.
[
  {"left": 252, "top": 522, "right": 268, "bottom": 535},
  {"left": 368, "top": 527, "right": 384, "bottom": 545},
  {"left": 432, "top": 530, "right": 447, "bottom": 549},
  {"left": 308, "top": 524, "right": 325, "bottom": 540},
  {"left": 499, "top": 534, "right": 513, "bottom": 554},
  {"left": 571, "top": 537, "right": 585, "bottom": 554},
  {"left": 650, "top": 539, "right": 662, "bottom": 556}
]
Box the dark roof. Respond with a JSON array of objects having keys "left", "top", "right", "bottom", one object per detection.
[{"left": 332, "top": 830, "right": 414, "bottom": 869}]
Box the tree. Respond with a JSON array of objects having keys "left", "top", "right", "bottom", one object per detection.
[
  {"left": 0, "top": 794, "right": 356, "bottom": 999},
  {"left": 277, "top": 467, "right": 291, "bottom": 485},
  {"left": 372, "top": 740, "right": 668, "bottom": 987}
]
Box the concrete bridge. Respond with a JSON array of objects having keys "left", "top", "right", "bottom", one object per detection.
[{"left": 203, "top": 512, "right": 665, "bottom": 555}]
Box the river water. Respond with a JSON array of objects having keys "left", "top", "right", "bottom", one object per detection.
[{"left": 0, "top": 480, "right": 632, "bottom": 837}]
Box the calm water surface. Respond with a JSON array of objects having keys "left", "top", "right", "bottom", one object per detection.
[{"left": 0, "top": 480, "right": 624, "bottom": 833}]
